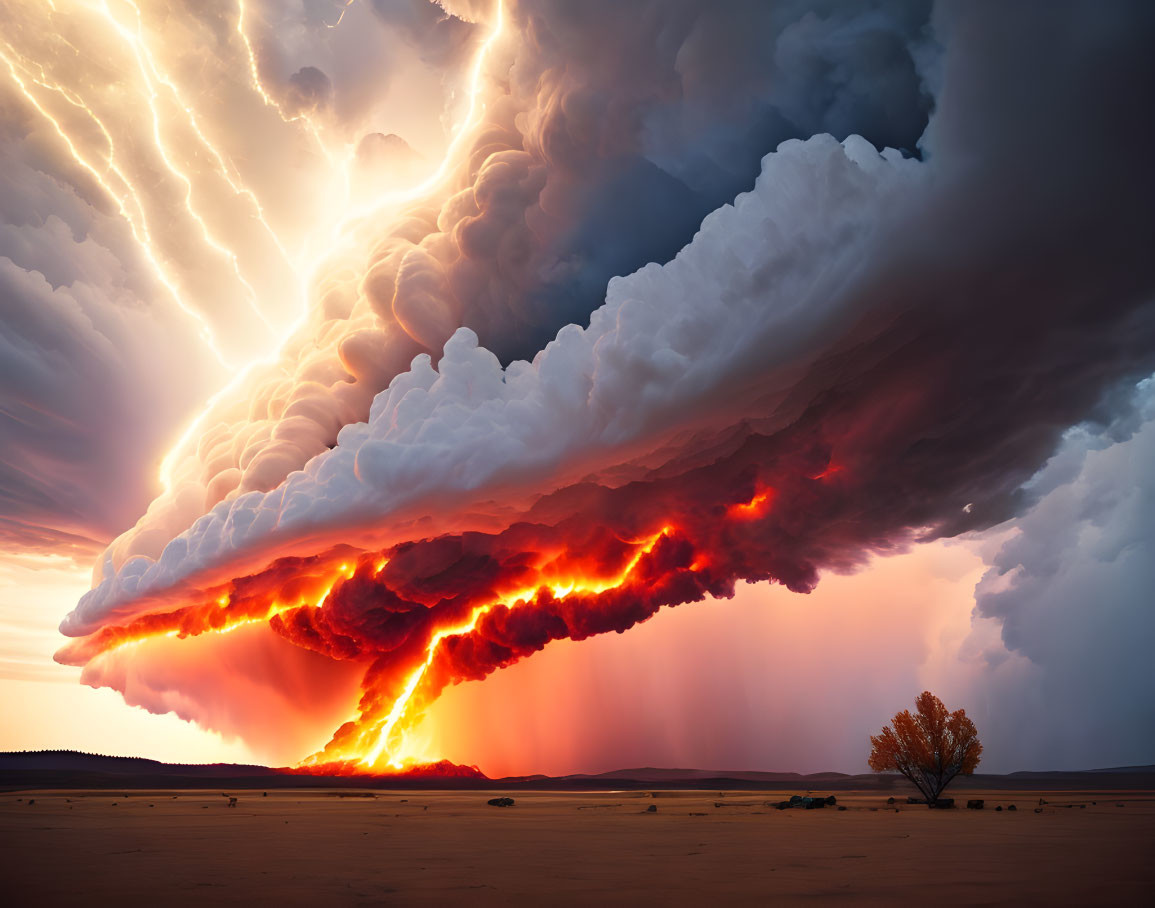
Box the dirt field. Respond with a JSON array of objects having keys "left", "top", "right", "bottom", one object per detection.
[{"left": 3, "top": 788, "right": 1152, "bottom": 905}]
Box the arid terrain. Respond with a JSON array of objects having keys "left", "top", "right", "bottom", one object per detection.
[{"left": 3, "top": 787, "right": 1152, "bottom": 905}]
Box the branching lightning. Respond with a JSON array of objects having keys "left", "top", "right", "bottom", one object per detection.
[
  {"left": 356, "top": 525, "right": 670, "bottom": 770},
  {"left": 0, "top": 41, "right": 231, "bottom": 365}
]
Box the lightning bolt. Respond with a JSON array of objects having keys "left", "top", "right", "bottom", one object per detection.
[
  {"left": 158, "top": 0, "right": 508, "bottom": 490},
  {"left": 96, "top": 0, "right": 277, "bottom": 337},
  {"left": 4, "top": 0, "right": 509, "bottom": 520},
  {"left": 356, "top": 525, "right": 670, "bottom": 770},
  {"left": 0, "top": 42, "right": 231, "bottom": 366}
]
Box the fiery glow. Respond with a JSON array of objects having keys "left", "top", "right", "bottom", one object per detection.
[
  {"left": 729, "top": 489, "right": 774, "bottom": 518},
  {"left": 57, "top": 522, "right": 677, "bottom": 773},
  {"left": 355, "top": 525, "right": 673, "bottom": 770}
]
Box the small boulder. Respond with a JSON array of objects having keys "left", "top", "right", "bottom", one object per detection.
[
  {"left": 995, "top": 806, "right": 1003, "bottom": 812},
  {"left": 646, "top": 804, "right": 657, "bottom": 813},
  {"left": 1008, "top": 804, "right": 1017, "bottom": 811},
  {"left": 886, "top": 797, "right": 895, "bottom": 805},
  {"left": 966, "top": 800, "right": 984, "bottom": 810},
  {"left": 837, "top": 805, "right": 848, "bottom": 811},
  {"left": 487, "top": 797, "right": 515, "bottom": 807}
]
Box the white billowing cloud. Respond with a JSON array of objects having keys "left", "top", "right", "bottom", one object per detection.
[{"left": 65, "top": 133, "right": 920, "bottom": 633}]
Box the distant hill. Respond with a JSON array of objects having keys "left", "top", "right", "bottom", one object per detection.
[
  {"left": 1, "top": 751, "right": 1152, "bottom": 792},
  {"left": 0, "top": 750, "right": 271, "bottom": 776}
]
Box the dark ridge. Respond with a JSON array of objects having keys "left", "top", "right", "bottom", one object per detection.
[{"left": 2, "top": 751, "right": 1153, "bottom": 792}]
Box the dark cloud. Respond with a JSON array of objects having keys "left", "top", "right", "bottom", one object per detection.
[
  {"left": 966, "top": 382, "right": 1155, "bottom": 769},
  {"left": 285, "top": 65, "right": 333, "bottom": 115}
]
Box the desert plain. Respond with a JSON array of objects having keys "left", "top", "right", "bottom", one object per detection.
[{"left": 2, "top": 787, "right": 1153, "bottom": 906}]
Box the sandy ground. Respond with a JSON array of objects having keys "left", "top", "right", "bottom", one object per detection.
[{"left": 2, "top": 788, "right": 1152, "bottom": 906}]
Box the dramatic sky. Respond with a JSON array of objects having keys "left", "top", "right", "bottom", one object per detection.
[{"left": 1, "top": 0, "right": 1153, "bottom": 776}]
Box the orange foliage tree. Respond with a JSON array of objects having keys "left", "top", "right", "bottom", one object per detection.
[{"left": 868, "top": 691, "right": 982, "bottom": 805}]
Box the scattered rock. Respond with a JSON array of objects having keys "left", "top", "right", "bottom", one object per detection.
[
  {"left": 824, "top": 796, "right": 837, "bottom": 806},
  {"left": 996, "top": 806, "right": 1003, "bottom": 812},
  {"left": 1034, "top": 808, "right": 1044, "bottom": 814},
  {"left": 966, "top": 800, "right": 984, "bottom": 810},
  {"left": 837, "top": 806, "right": 848, "bottom": 811},
  {"left": 771, "top": 796, "right": 831, "bottom": 810},
  {"left": 263, "top": 792, "right": 268, "bottom": 797},
  {"left": 646, "top": 805, "right": 657, "bottom": 813},
  {"left": 227, "top": 797, "right": 238, "bottom": 808},
  {"left": 1008, "top": 805, "right": 1017, "bottom": 811},
  {"left": 487, "top": 797, "right": 515, "bottom": 807},
  {"left": 28, "top": 799, "right": 35, "bottom": 806},
  {"left": 886, "top": 797, "right": 895, "bottom": 805}
]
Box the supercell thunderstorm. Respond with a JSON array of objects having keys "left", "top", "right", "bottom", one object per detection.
[{"left": 17, "top": 1, "right": 1153, "bottom": 770}]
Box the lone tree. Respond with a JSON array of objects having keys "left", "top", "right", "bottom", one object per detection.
[{"left": 868, "top": 691, "right": 982, "bottom": 805}]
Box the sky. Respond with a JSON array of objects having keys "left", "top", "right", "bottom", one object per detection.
[{"left": 1, "top": 0, "right": 1153, "bottom": 776}]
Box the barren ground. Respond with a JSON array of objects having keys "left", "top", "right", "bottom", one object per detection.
[{"left": 3, "top": 788, "right": 1152, "bottom": 905}]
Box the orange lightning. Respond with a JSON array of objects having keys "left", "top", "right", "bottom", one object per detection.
[
  {"left": 729, "top": 489, "right": 774, "bottom": 518},
  {"left": 356, "top": 525, "right": 671, "bottom": 770}
]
